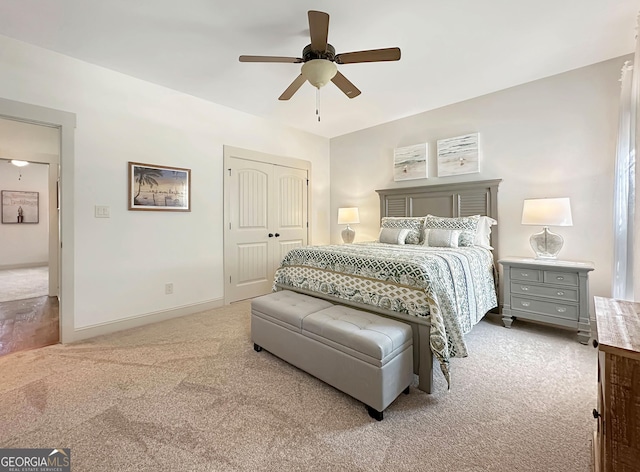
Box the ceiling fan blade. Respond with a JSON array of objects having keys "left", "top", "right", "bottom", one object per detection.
[
  {"left": 279, "top": 74, "right": 307, "bottom": 101},
  {"left": 308, "top": 10, "right": 329, "bottom": 52},
  {"left": 335, "top": 47, "right": 401, "bottom": 64},
  {"left": 239, "top": 55, "right": 303, "bottom": 63},
  {"left": 331, "top": 71, "right": 361, "bottom": 99}
]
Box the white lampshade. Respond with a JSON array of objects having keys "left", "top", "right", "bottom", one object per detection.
[
  {"left": 521, "top": 198, "right": 573, "bottom": 227},
  {"left": 301, "top": 59, "right": 338, "bottom": 89},
  {"left": 337, "top": 207, "right": 360, "bottom": 225}
]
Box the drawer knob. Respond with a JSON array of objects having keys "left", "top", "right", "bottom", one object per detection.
[
  {"left": 521, "top": 286, "right": 529, "bottom": 291},
  {"left": 592, "top": 339, "right": 599, "bottom": 348},
  {"left": 521, "top": 273, "right": 529, "bottom": 277},
  {"left": 556, "top": 307, "right": 567, "bottom": 313},
  {"left": 556, "top": 276, "right": 564, "bottom": 280},
  {"left": 521, "top": 301, "right": 530, "bottom": 307},
  {"left": 592, "top": 409, "right": 601, "bottom": 419},
  {"left": 557, "top": 291, "right": 564, "bottom": 296}
]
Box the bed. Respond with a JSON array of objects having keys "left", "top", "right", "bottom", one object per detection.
[{"left": 274, "top": 179, "right": 501, "bottom": 393}]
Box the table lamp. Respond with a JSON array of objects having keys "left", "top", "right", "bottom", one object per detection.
[
  {"left": 521, "top": 197, "right": 573, "bottom": 259},
  {"left": 338, "top": 207, "right": 360, "bottom": 243}
]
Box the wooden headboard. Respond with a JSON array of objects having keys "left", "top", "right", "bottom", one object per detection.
[{"left": 376, "top": 179, "right": 502, "bottom": 253}]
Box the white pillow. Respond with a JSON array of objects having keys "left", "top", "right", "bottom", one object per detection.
[
  {"left": 380, "top": 217, "right": 424, "bottom": 244},
  {"left": 378, "top": 227, "right": 411, "bottom": 244},
  {"left": 475, "top": 216, "right": 497, "bottom": 249},
  {"left": 423, "top": 214, "right": 480, "bottom": 246},
  {"left": 422, "top": 228, "right": 461, "bottom": 247}
]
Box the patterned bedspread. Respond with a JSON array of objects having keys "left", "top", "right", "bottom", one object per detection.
[{"left": 273, "top": 242, "right": 498, "bottom": 386}]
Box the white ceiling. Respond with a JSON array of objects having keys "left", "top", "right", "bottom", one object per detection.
[{"left": 0, "top": 0, "right": 638, "bottom": 138}]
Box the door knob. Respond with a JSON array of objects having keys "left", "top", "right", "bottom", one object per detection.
[
  {"left": 268, "top": 233, "right": 274, "bottom": 238},
  {"left": 275, "top": 233, "right": 280, "bottom": 237}
]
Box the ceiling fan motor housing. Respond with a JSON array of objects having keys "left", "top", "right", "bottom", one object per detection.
[{"left": 302, "top": 44, "right": 336, "bottom": 62}]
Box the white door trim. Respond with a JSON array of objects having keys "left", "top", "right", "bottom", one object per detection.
[{"left": 0, "top": 97, "right": 76, "bottom": 343}]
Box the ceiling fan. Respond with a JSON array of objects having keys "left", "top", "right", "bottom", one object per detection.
[{"left": 239, "top": 10, "right": 401, "bottom": 101}]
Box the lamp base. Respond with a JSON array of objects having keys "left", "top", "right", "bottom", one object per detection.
[
  {"left": 341, "top": 225, "right": 355, "bottom": 244},
  {"left": 530, "top": 226, "right": 564, "bottom": 259}
]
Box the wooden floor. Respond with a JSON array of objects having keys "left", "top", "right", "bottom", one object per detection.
[{"left": 0, "top": 296, "right": 59, "bottom": 357}]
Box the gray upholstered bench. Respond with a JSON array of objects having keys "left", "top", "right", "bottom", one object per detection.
[{"left": 251, "top": 290, "right": 414, "bottom": 421}]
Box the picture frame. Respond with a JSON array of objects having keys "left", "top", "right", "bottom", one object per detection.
[
  {"left": 1, "top": 190, "right": 39, "bottom": 224},
  {"left": 437, "top": 133, "right": 480, "bottom": 177},
  {"left": 393, "top": 143, "right": 428, "bottom": 181},
  {"left": 128, "top": 162, "right": 191, "bottom": 211}
]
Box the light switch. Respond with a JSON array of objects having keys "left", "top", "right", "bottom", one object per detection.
[{"left": 95, "top": 205, "right": 110, "bottom": 218}]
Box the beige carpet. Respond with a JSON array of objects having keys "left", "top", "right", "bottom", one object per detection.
[
  {"left": 0, "top": 301, "right": 597, "bottom": 471},
  {"left": 0, "top": 266, "right": 48, "bottom": 302}
]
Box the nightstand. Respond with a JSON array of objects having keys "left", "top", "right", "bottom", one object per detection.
[{"left": 499, "top": 257, "right": 595, "bottom": 344}]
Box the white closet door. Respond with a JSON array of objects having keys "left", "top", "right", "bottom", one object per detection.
[
  {"left": 225, "top": 156, "right": 308, "bottom": 303},
  {"left": 272, "top": 165, "right": 308, "bottom": 274}
]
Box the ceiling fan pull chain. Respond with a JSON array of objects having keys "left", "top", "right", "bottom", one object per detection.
[{"left": 316, "top": 88, "right": 321, "bottom": 122}]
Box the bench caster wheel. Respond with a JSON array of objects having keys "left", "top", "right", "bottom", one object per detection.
[
  {"left": 253, "top": 343, "right": 263, "bottom": 352},
  {"left": 403, "top": 386, "right": 410, "bottom": 395},
  {"left": 367, "top": 406, "right": 383, "bottom": 421}
]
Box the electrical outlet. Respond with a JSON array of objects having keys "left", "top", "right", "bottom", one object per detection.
[{"left": 165, "top": 283, "right": 173, "bottom": 295}]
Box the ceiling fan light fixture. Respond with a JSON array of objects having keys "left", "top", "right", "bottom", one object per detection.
[
  {"left": 10, "top": 159, "right": 29, "bottom": 167},
  {"left": 301, "top": 59, "right": 337, "bottom": 89}
]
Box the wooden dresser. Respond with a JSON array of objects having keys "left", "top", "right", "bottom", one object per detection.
[{"left": 592, "top": 297, "right": 640, "bottom": 472}]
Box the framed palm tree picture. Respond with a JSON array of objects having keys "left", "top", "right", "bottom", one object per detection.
[{"left": 128, "top": 162, "right": 191, "bottom": 211}]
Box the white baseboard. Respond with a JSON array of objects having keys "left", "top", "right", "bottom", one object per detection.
[
  {"left": 0, "top": 262, "right": 48, "bottom": 270},
  {"left": 65, "top": 298, "right": 224, "bottom": 343}
]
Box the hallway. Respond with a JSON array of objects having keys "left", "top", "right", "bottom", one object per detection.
[
  {"left": 0, "top": 265, "right": 48, "bottom": 302},
  {"left": 0, "top": 296, "right": 58, "bottom": 356},
  {"left": 0, "top": 267, "right": 58, "bottom": 356}
]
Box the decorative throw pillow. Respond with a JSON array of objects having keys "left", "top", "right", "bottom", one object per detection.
[
  {"left": 422, "top": 228, "right": 461, "bottom": 247},
  {"left": 380, "top": 217, "right": 424, "bottom": 245},
  {"left": 423, "top": 215, "right": 481, "bottom": 247},
  {"left": 378, "top": 227, "right": 411, "bottom": 244}
]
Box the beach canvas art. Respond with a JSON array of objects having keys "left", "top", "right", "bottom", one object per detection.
[
  {"left": 394, "top": 143, "right": 428, "bottom": 181},
  {"left": 1, "top": 190, "right": 39, "bottom": 224},
  {"left": 437, "top": 133, "right": 480, "bottom": 177},
  {"left": 128, "top": 162, "right": 191, "bottom": 211}
]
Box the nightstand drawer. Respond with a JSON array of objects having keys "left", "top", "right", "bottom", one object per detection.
[
  {"left": 511, "top": 282, "right": 578, "bottom": 302},
  {"left": 510, "top": 267, "right": 542, "bottom": 282},
  {"left": 512, "top": 296, "right": 578, "bottom": 321},
  {"left": 543, "top": 270, "right": 579, "bottom": 286}
]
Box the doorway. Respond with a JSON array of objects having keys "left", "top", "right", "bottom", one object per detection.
[{"left": 0, "top": 117, "right": 61, "bottom": 355}]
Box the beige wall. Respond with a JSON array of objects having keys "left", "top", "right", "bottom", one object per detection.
[
  {"left": 0, "top": 33, "right": 330, "bottom": 333},
  {"left": 330, "top": 56, "right": 626, "bottom": 306},
  {"left": 0, "top": 26, "right": 624, "bottom": 336}
]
